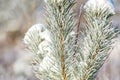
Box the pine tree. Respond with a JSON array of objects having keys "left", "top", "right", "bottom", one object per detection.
[{"left": 24, "top": 0, "right": 119, "bottom": 80}]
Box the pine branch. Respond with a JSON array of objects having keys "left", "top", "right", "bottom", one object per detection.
[
  {"left": 23, "top": 0, "right": 119, "bottom": 80},
  {"left": 81, "top": 6, "right": 119, "bottom": 80},
  {"left": 59, "top": 5, "right": 67, "bottom": 80},
  {"left": 45, "top": 0, "right": 77, "bottom": 80}
]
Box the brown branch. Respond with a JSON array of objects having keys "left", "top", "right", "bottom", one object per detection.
[
  {"left": 58, "top": 5, "right": 66, "bottom": 80},
  {"left": 83, "top": 41, "right": 101, "bottom": 80},
  {"left": 83, "top": 48, "right": 99, "bottom": 80},
  {"left": 60, "top": 24, "right": 66, "bottom": 80},
  {"left": 74, "top": 5, "right": 83, "bottom": 56},
  {"left": 59, "top": 25, "right": 66, "bottom": 80}
]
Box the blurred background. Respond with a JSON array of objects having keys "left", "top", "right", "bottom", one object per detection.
[{"left": 0, "top": 0, "right": 120, "bottom": 80}]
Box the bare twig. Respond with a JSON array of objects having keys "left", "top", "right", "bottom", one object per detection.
[{"left": 74, "top": 5, "right": 83, "bottom": 55}]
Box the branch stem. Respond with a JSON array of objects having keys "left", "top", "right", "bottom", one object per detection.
[
  {"left": 58, "top": 5, "right": 66, "bottom": 80},
  {"left": 60, "top": 25, "right": 66, "bottom": 80}
]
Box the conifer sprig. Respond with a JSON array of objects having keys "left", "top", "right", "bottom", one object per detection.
[
  {"left": 24, "top": 0, "right": 119, "bottom": 80},
  {"left": 81, "top": 8, "right": 119, "bottom": 80}
]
